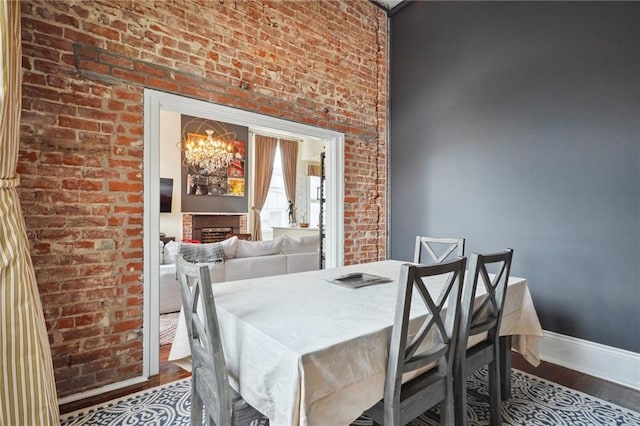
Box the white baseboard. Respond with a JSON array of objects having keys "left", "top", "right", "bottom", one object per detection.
[
  {"left": 538, "top": 330, "right": 640, "bottom": 391},
  {"left": 58, "top": 376, "right": 149, "bottom": 406}
]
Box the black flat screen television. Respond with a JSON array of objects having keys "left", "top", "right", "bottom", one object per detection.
[{"left": 160, "top": 178, "right": 174, "bottom": 213}]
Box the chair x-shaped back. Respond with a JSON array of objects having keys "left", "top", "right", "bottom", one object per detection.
[
  {"left": 467, "top": 253, "right": 511, "bottom": 337},
  {"left": 414, "top": 236, "right": 465, "bottom": 264}
]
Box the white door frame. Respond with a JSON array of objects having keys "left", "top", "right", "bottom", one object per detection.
[{"left": 142, "top": 89, "right": 344, "bottom": 376}]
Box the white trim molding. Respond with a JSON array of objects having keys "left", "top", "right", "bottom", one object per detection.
[
  {"left": 143, "top": 89, "right": 345, "bottom": 378},
  {"left": 58, "top": 376, "right": 148, "bottom": 406},
  {"left": 538, "top": 330, "right": 640, "bottom": 391}
]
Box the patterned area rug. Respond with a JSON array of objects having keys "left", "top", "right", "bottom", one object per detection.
[
  {"left": 60, "top": 369, "right": 640, "bottom": 425},
  {"left": 159, "top": 312, "right": 180, "bottom": 346}
]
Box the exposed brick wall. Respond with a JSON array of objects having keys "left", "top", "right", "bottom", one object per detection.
[
  {"left": 182, "top": 213, "right": 193, "bottom": 241},
  {"left": 19, "top": 0, "right": 388, "bottom": 397},
  {"left": 239, "top": 214, "right": 248, "bottom": 234}
]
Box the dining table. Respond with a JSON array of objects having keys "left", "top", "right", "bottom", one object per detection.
[{"left": 168, "top": 259, "right": 543, "bottom": 426}]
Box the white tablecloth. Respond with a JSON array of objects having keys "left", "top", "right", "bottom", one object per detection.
[{"left": 169, "top": 260, "right": 543, "bottom": 426}]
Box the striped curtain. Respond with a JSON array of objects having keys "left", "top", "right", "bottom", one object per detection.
[{"left": 0, "top": 1, "right": 60, "bottom": 424}]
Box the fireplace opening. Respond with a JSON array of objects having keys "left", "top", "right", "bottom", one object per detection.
[
  {"left": 185, "top": 214, "right": 247, "bottom": 243},
  {"left": 201, "top": 227, "right": 233, "bottom": 243}
]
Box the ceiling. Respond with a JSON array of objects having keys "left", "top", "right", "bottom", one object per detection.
[{"left": 373, "top": 0, "right": 405, "bottom": 11}]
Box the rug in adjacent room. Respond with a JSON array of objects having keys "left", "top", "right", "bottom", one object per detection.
[
  {"left": 60, "top": 368, "right": 640, "bottom": 426},
  {"left": 159, "top": 312, "right": 180, "bottom": 346}
]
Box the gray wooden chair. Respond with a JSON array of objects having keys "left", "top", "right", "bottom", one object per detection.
[
  {"left": 453, "top": 249, "right": 513, "bottom": 426},
  {"left": 175, "top": 255, "right": 264, "bottom": 426},
  {"left": 365, "top": 257, "right": 467, "bottom": 426},
  {"left": 414, "top": 236, "right": 465, "bottom": 264}
]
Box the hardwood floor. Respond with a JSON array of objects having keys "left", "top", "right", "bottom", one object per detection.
[
  {"left": 512, "top": 354, "right": 640, "bottom": 413},
  {"left": 60, "top": 346, "right": 640, "bottom": 416},
  {"left": 59, "top": 344, "right": 190, "bottom": 415}
]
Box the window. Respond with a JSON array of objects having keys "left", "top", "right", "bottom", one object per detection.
[
  {"left": 260, "top": 147, "right": 288, "bottom": 240},
  {"left": 308, "top": 175, "right": 321, "bottom": 228}
]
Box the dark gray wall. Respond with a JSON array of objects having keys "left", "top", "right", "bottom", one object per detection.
[{"left": 390, "top": 2, "right": 639, "bottom": 352}]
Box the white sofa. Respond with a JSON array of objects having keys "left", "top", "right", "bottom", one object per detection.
[{"left": 159, "top": 235, "right": 320, "bottom": 314}]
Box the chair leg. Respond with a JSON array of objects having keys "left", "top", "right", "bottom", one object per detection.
[
  {"left": 383, "top": 403, "right": 401, "bottom": 426},
  {"left": 440, "top": 379, "right": 455, "bottom": 426},
  {"left": 488, "top": 357, "right": 502, "bottom": 426},
  {"left": 190, "top": 373, "right": 205, "bottom": 426},
  {"left": 499, "top": 336, "right": 512, "bottom": 400},
  {"left": 191, "top": 388, "right": 203, "bottom": 426},
  {"left": 453, "top": 367, "right": 467, "bottom": 426}
]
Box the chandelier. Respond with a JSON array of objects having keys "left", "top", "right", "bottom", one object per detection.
[{"left": 179, "top": 120, "right": 237, "bottom": 176}]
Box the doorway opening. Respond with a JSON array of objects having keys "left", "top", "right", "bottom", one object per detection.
[{"left": 143, "top": 89, "right": 344, "bottom": 377}]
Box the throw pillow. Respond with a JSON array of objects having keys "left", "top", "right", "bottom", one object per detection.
[
  {"left": 179, "top": 242, "right": 225, "bottom": 264},
  {"left": 235, "top": 236, "right": 284, "bottom": 258},
  {"left": 220, "top": 236, "right": 238, "bottom": 259},
  {"left": 159, "top": 240, "right": 165, "bottom": 265},
  {"left": 164, "top": 241, "right": 180, "bottom": 264},
  {"left": 281, "top": 234, "right": 320, "bottom": 254}
]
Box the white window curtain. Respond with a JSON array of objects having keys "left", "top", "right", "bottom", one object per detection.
[{"left": 279, "top": 139, "right": 298, "bottom": 222}]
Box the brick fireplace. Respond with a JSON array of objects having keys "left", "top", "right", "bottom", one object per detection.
[{"left": 182, "top": 214, "right": 248, "bottom": 243}]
